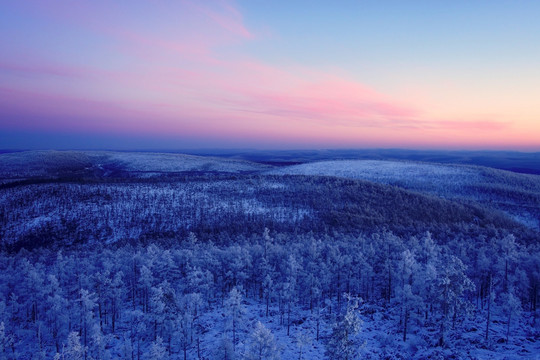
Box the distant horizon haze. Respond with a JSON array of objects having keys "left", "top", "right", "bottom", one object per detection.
[{"left": 1, "top": 130, "right": 540, "bottom": 153}]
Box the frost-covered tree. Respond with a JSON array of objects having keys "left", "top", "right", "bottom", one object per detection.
[
  {"left": 177, "top": 310, "right": 193, "bottom": 360},
  {"left": 89, "top": 323, "right": 110, "bottom": 360},
  {"left": 122, "top": 335, "right": 133, "bottom": 360},
  {"left": 79, "top": 289, "right": 97, "bottom": 353},
  {"left": 262, "top": 274, "right": 273, "bottom": 317},
  {"left": 435, "top": 253, "right": 474, "bottom": 346},
  {"left": 485, "top": 273, "right": 496, "bottom": 342},
  {"left": 178, "top": 292, "right": 204, "bottom": 358},
  {"left": 225, "top": 287, "right": 246, "bottom": 352},
  {"left": 110, "top": 271, "right": 126, "bottom": 332},
  {"left": 244, "top": 321, "right": 280, "bottom": 360},
  {"left": 139, "top": 265, "right": 154, "bottom": 314},
  {"left": 262, "top": 228, "right": 273, "bottom": 260},
  {"left": 282, "top": 254, "right": 300, "bottom": 336},
  {"left": 46, "top": 275, "right": 69, "bottom": 353},
  {"left": 186, "top": 266, "right": 205, "bottom": 296},
  {"left": 497, "top": 234, "right": 518, "bottom": 293},
  {"left": 224, "top": 246, "right": 252, "bottom": 291},
  {"left": 500, "top": 287, "right": 522, "bottom": 343},
  {"left": 325, "top": 294, "right": 362, "bottom": 360},
  {"left": 125, "top": 309, "right": 146, "bottom": 360},
  {"left": 64, "top": 331, "right": 86, "bottom": 360},
  {"left": 149, "top": 285, "right": 166, "bottom": 340},
  {"left": 395, "top": 249, "right": 423, "bottom": 342},
  {"left": 147, "top": 336, "right": 167, "bottom": 360}
]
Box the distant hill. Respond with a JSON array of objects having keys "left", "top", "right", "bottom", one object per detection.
[
  {"left": 180, "top": 148, "right": 540, "bottom": 175},
  {"left": 269, "top": 159, "right": 540, "bottom": 230},
  {"left": 0, "top": 150, "right": 272, "bottom": 181}
]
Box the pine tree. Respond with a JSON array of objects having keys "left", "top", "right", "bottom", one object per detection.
[
  {"left": 325, "top": 294, "right": 362, "bottom": 360},
  {"left": 139, "top": 265, "right": 154, "bottom": 314},
  {"left": 244, "top": 321, "right": 280, "bottom": 360},
  {"left": 46, "top": 275, "right": 69, "bottom": 353},
  {"left": 500, "top": 287, "right": 521, "bottom": 343},
  {"left": 225, "top": 287, "right": 246, "bottom": 352},
  {"left": 147, "top": 336, "right": 167, "bottom": 360},
  {"left": 126, "top": 309, "right": 146, "bottom": 360},
  {"left": 64, "top": 331, "right": 85, "bottom": 360},
  {"left": 79, "top": 289, "right": 97, "bottom": 355}
]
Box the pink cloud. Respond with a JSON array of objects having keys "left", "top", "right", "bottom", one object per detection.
[{"left": 430, "top": 119, "right": 509, "bottom": 131}]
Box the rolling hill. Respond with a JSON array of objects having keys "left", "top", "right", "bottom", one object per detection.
[{"left": 269, "top": 159, "right": 540, "bottom": 230}]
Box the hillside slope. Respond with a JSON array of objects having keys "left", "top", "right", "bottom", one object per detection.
[{"left": 270, "top": 160, "right": 540, "bottom": 230}]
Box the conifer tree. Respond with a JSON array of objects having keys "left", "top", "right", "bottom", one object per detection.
[
  {"left": 325, "top": 294, "right": 362, "bottom": 360},
  {"left": 245, "top": 321, "right": 280, "bottom": 360}
]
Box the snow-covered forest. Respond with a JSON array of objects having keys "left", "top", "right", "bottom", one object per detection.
[{"left": 0, "top": 151, "right": 539, "bottom": 359}]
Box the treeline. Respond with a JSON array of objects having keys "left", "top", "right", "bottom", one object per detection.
[{"left": 0, "top": 230, "right": 538, "bottom": 359}]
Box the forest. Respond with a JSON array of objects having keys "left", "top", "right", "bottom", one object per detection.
[{"left": 0, "top": 151, "right": 538, "bottom": 359}]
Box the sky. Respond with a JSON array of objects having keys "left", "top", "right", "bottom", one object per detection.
[{"left": 1, "top": 1, "right": 539, "bottom": 151}]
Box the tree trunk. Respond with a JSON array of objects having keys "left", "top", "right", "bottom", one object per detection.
[
  {"left": 485, "top": 274, "right": 492, "bottom": 341},
  {"left": 506, "top": 312, "right": 512, "bottom": 343},
  {"left": 403, "top": 307, "right": 408, "bottom": 342}
]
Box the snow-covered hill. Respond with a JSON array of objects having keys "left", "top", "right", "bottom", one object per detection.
[
  {"left": 270, "top": 160, "right": 540, "bottom": 229},
  {"left": 100, "top": 151, "right": 273, "bottom": 174},
  {"left": 0, "top": 150, "right": 272, "bottom": 180},
  {"left": 270, "top": 160, "right": 476, "bottom": 193}
]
